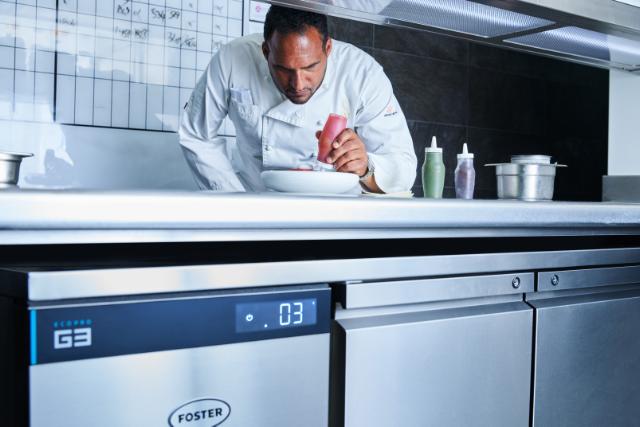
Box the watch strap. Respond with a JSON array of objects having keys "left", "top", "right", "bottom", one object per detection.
[{"left": 359, "top": 158, "right": 374, "bottom": 182}]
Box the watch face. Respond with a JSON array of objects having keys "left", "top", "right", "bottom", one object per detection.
[{"left": 359, "top": 158, "right": 373, "bottom": 180}]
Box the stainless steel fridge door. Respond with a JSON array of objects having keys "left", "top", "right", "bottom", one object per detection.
[
  {"left": 334, "top": 301, "right": 533, "bottom": 427},
  {"left": 28, "top": 285, "right": 332, "bottom": 427},
  {"left": 30, "top": 333, "right": 329, "bottom": 427},
  {"left": 530, "top": 290, "right": 640, "bottom": 427}
]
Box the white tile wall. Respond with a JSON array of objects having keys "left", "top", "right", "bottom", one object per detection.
[
  {"left": 0, "top": 0, "right": 267, "bottom": 189},
  {"left": 0, "top": 0, "right": 247, "bottom": 134}
]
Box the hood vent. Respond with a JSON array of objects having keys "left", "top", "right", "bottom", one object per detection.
[
  {"left": 267, "top": 0, "right": 640, "bottom": 72},
  {"left": 377, "top": 0, "right": 552, "bottom": 38},
  {"left": 506, "top": 27, "right": 640, "bottom": 69}
]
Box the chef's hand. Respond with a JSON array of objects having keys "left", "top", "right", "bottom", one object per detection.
[
  {"left": 315, "top": 129, "right": 382, "bottom": 193},
  {"left": 316, "top": 129, "right": 367, "bottom": 176}
]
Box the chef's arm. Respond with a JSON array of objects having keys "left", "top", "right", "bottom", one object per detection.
[
  {"left": 179, "top": 46, "right": 245, "bottom": 192},
  {"left": 356, "top": 67, "right": 417, "bottom": 194}
]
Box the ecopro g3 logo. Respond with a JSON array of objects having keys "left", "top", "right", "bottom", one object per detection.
[
  {"left": 168, "top": 398, "right": 231, "bottom": 427},
  {"left": 53, "top": 319, "right": 92, "bottom": 349}
]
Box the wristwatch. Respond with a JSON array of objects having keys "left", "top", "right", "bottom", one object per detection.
[{"left": 359, "top": 158, "right": 375, "bottom": 182}]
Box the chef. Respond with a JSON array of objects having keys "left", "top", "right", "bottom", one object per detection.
[{"left": 179, "top": 6, "right": 416, "bottom": 193}]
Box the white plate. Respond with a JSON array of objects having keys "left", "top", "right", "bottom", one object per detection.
[{"left": 261, "top": 170, "right": 359, "bottom": 194}]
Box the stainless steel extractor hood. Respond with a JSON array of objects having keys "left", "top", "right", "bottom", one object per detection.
[{"left": 266, "top": 0, "right": 640, "bottom": 72}]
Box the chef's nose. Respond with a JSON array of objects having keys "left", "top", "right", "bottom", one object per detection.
[{"left": 290, "top": 71, "right": 304, "bottom": 91}]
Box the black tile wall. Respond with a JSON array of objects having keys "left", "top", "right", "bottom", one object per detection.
[
  {"left": 468, "top": 67, "right": 549, "bottom": 136},
  {"left": 545, "top": 82, "right": 609, "bottom": 140},
  {"left": 374, "top": 26, "right": 468, "bottom": 63},
  {"left": 327, "top": 17, "right": 374, "bottom": 48},
  {"left": 373, "top": 49, "right": 468, "bottom": 125},
  {"left": 328, "top": 17, "right": 609, "bottom": 201}
]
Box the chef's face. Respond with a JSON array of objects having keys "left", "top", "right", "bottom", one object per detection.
[{"left": 262, "top": 27, "right": 332, "bottom": 104}]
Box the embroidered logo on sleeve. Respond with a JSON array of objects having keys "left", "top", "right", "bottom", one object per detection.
[{"left": 384, "top": 102, "right": 398, "bottom": 117}]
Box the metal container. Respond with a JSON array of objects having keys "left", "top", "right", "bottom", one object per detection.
[
  {"left": 0, "top": 151, "right": 33, "bottom": 188},
  {"left": 486, "top": 155, "right": 566, "bottom": 201}
]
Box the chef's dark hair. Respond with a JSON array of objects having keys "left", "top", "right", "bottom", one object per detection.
[{"left": 264, "top": 6, "right": 329, "bottom": 50}]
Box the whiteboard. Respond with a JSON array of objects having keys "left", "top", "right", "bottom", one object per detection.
[
  {"left": 0, "top": 0, "right": 250, "bottom": 189},
  {"left": 0, "top": 0, "right": 243, "bottom": 135}
]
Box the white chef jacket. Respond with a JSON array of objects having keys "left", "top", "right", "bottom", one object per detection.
[{"left": 179, "top": 33, "right": 417, "bottom": 193}]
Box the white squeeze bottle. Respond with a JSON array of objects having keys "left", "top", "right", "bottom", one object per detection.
[{"left": 454, "top": 142, "right": 475, "bottom": 199}]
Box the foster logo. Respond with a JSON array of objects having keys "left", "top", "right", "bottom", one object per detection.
[{"left": 169, "top": 398, "right": 231, "bottom": 427}]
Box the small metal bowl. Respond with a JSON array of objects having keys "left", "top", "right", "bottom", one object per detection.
[
  {"left": 0, "top": 151, "right": 33, "bottom": 188},
  {"left": 493, "top": 163, "right": 559, "bottom": 201},
  {"left": 486, "top": 156, "right": 567, "bottom": 201}
]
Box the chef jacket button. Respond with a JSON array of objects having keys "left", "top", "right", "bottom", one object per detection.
[
  {"left": 264, "top": 145, "right": 271, "bottom": 151},
  {"left": 316, "top": 120, "right": 323, "bottom": 126}
]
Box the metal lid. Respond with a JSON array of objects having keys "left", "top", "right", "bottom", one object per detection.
[
  {"left": 0, "top": 150, "right": 33, "bottom": 161},
  {"left": 511, "top": 154, "right": 551, "bottom": 164}
]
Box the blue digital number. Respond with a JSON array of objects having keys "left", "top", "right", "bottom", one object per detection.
[
  {"left": 293, "top": 302, "right": 303, "bottom": 324},
  {"left": 279, "top": 302, "right": 304, "bottom": 326},
  {"left": 279, "top": 303, "right": 291, "bottom": 326}
]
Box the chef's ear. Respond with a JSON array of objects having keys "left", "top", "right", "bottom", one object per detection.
[
  {"left": 324, "top": 38, "right": 332, "bottom": 56},
  {"left": 262, "top": 41, "right": 270, "bottom": 61}
]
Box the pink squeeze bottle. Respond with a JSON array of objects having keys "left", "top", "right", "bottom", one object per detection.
[{"left": 318, "top": 113, "right": 347, "bottom": 163}]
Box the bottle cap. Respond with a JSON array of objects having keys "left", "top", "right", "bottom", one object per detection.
[
  {"left": 425, "top": 136, "right": 442, "bottom": 153},
  {"left": 457, "top": 142, "right": 474, "bottom": 159}
]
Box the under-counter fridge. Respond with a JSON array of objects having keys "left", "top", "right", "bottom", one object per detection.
[{"left": 0, "top": 265, "right": 331, "bottom": 427}]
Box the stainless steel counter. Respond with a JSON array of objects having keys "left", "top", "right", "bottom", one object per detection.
[{"left": 0, "top": 190, "right": 639, "bottom": 244}]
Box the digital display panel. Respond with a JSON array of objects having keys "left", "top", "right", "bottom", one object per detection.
[{"left": 235, "top": 298, "right": 317, "bottom": 333}]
